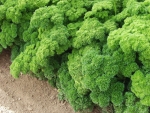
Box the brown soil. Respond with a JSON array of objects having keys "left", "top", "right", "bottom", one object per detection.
[{"left": 0, "top": 50, "right": 101, "bottom": 113}]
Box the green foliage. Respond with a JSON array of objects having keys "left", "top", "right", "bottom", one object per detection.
[
  {"left": 1, "top": 0, "right": 150, "bottom": 112},
  {"left": 58, "top": 62, "right": 93, "bottom": 111},
  {"left": 108, "top": 15, "right": 150, "bottom": 70},
  {"left": 0, "top": 5, "right": 6, "bottom": 20},
  {"left": 0, "top": 21, "right": 17, "bottom": 49},
  {"left": 114, "top": 92, "right": 149, "bottom": 113},
  {"left": 57, "top": 0, "right": 90, "bottom": 21},
  {"left": 84, "top": 0, "right": 124, "bottom": 21},
  {"left": 110, "top": 82, "right": 124, "bottom": 106},
  {"left": 73, "top": 18, "right": 105, "bottom": 49},
  {"left": 131, "top": 70, "right": 150, "bottom": 106},
  {"left": 30, "top": 6, "right": 64, "bottom": 28}
]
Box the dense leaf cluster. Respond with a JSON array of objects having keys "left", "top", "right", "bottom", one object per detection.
[{"left": 1, "top": 0, "right": 150, "bottom": 112}]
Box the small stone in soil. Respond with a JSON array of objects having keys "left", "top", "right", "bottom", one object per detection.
[
  {"left": 0, "top": 70, "right": 2, "bottom": 73},
  {"left": 27, "top": 107, "right": 33, "bottom": 111}
]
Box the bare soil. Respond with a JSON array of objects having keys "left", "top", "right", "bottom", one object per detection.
[{"left": 0, "top": 50, "right": 101, "bottom": 113}]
